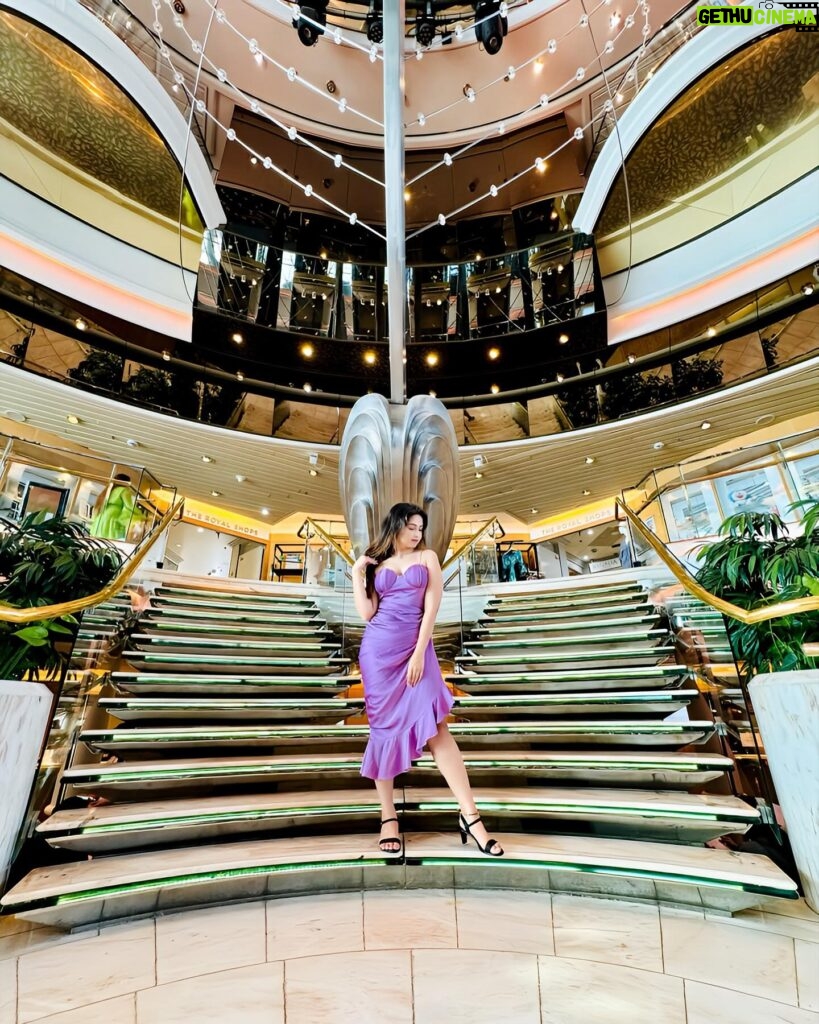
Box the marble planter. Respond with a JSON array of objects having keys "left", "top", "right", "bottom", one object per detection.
[
  {"left": 749, "top": 670, "right": 819, "bottom": 911},
  {"left": 0, "top": 680, "right": 52, "bottom": 891}
]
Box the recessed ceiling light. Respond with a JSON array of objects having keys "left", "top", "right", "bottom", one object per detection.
[
  {"left": 66, "top": 414, "right": 80, "bottom": 425},
  {"left": 488, "top": 347, "right": 500, "bottom": 360},
  {"left": 755, "top": 413, "right": 775, "bottom": 426},
  {"left": 303, "top": 383, "right": 312, "bottom": 392},
  {"left": 201, "top": 455, "right": 213, "bottom": 463},
  {"left": 211, "top": 490, "right": 221, "bottom": 497},
  {"left": 653, "top": 440, "right": 665, "bottom": 450},
  {"left": 260, "top": 507, "right": 270, "bottom": 516},
  {"left": 700, "top": 421, "right": 712, "bottom": 430},
  {"left": 309, "top": 468, "right": 318, "bottom": 477},
  {"left": 425, "top": 352, "right": 439, "bottom": 367},
  {"left": 235, "top": 474, "right": 246, "bottom": 482},
  {"left": 125, "top": 439, "right": 139, "bottom": 448},
  {"left": 363, "top": 350, "right": 377, "bottom": 365},
  {"left": 474, "top": 471, "right": 483, "bottom": 479},
  {"left": 197, "top": 527, "right": 204, "bottom": 533},
  {"left": 582, "top": 489, "right": 591, "bottom": 496},
  {"left": 300, "top": 343, "right": 315, "bottom": 358},
  {"left": 558, "top": 333, "right": 569, "bottom": 344},
  {"left": 584, "top": 456, "right": 595, "bottom": 464},
  {"left": 490, "top": 384, "right": 500, "bottom": 394},
  {"left": 74, "top": 318, "right": 87, "bottom": 331},
  {"left": 586, "top": 528, "right": 594, "bottom": 535},
  {"left": 231, "top": 332, "right": 244, "bottom": 344},
  {"left": 531, "top": 507, "right": 538, "bottom": 514}
]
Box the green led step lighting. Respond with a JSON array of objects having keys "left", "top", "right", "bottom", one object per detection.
[{"left": 408, "top": 860, "right": 795, "bottom": 898}]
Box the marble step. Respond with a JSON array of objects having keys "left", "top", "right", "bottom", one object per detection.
[
  {"left": 151, "top": 595, "right": 317, "bottom": 616},
  {"left": 80, "top": 720, "right": 716, "bottom": 753},
  {"left": 474, "top": 614, "right": 662, "bottom": 639},
  {"left": 129, "top": 634, "right": 338, "bottom": 655},
  {"left": 489, "top": 581, "right": 645, "bottom": 603},
  {"left": 465, "top": 629, "right": 670, "bottom": 653},
  {"left": 63, "top": 749, "right": 735, "bottom": 794},
  {"left": 155, "top": 586, "right": 315, "bottom": 605},
  {"left": 1, "top": 831, "right": 797, "bottom": 929},
  {"left": 480, "top": 601, "right": 656, "bottom": 624},
  {"left": 446, "top": 665, "right": 690, "bottom": 693},
  {"left": 99, "top": 696, "right": 365, "bottom": 721},
  {"left": 140, "top": 620, "right": 332, "bottom": 641},
  {"left": 456, "top": 647, "right": 674, "bottom": 673},
  {"left": 142, "top": 607, "right": 323, "bottom": 626},
  {"left": 111, "top": 672, "right": 352, "bottom": 695},
  {"left": 487, "top": 591, "right": 647, "bottom": 614},
  {"left": 37, "top": 786, "right": 759, "bottom": 854},
  {"left": 97, "top": 689, "right": 699, "bottom": 723},
  {"left": 122, "top": 652, "right": 351, "bottom": 675}
]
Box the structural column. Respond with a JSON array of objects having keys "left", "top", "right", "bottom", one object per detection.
[{"left": 383, "top": 0, "right": 407, "bottom": 405}]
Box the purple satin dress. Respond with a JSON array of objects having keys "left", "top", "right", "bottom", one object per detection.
[{"left": 358, "top": 562, "right": 454, "bottom": 780}]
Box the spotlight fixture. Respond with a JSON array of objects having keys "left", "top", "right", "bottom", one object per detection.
[
  {"left": 294, "top": 2, "right": 327, "bottom": 46},
  {"left": 700, "top": 421, "right": 712, "bottom": 430},
  {"left": 303, "top": 382, "right": 313, "bottom": 392},
  {"left": 474, "top": 0, "right": 508, "bottom": 56},
  {"left": 162, "top": 350, "right": 171, "bottom": 361},
  {"left": 210, "top": 490, "right": 221, "bottom": 497},
  {"left": 415, "top": 2, "right": 436, "bottom": 47},
  {"left": 801, "top": 283, "right": 814, "bottom": 296},
  {"left": 363, "top": 350, "right": 377, "bottom": 365},
  {"left": 308, "top": 452, "right": 320, "bottom": 466},
  {"left": 474, "top": 471, "right": 483, "bottom": 479},
  {"left": 309, "top": 468, "right": 318, "bottom": 477},
  {"left": 235, "top": 474, "right": 246, "bottom": 482},
  {"left": 627, "top": 353, "right": 636, "bottom": 364},
  {"left": 582, "top": 489, "right": 591, "bottom": 496},
  {"left": 556, "top": 372, "right": 564, "bottom": 383},
  {"left": 300, "top": 342, "right": 315, "bottom": 358},
  {"left": 74, "top": 317, "right": 87, "bottom": 331},
  {"left": 706, "top": 326, "right": 717, "bottom": 338},
  {"left": 66, "top": 414, "right": 80, "bottom": 425},
  {"left": 584, "top": 456, "right": 595, "bottom": 464},
  {"left": 473, "top": 455, "right": 488, "bottom": 469},
  {"left": 425, "top": 352, "right": 439, "bottom": 367},
  {"left": 490, "top": 384, "right": 500, "bottom": 394},
  {"left": 558, "top": 333, "right": 569, "bottom": 344},
  {"left": 236, "top": 370, "right": 244, "bottom": 382},
  {"left": 488, "top": 347, "right": 500, "bottom": 360},
  {"left": 429, "top": 390, "right": 437, "bottom": 398},
  {"left": 201, "top": 455, "right": 213, "bottom": 463},
  {"left": 365, "top": 1, "right": 383, "bottom": 43},
  {"left": 231, "top": 332, "right": 244, "bottom": 344}
]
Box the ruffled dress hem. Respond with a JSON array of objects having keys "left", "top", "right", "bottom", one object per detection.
[{"left": 359, "top": 686, "right": 453, "bottom": 780}]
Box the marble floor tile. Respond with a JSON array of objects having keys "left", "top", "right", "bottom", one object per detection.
[
  {"left": 413, "top": 948, "right": 541, "bottom": 1024},
  {"left": 0, "top": 921, "right": 99, "bottom": 963},
  {"left": 26, "top": 994, "right": 136, "bottom": 1024},
  {"left": 795, "top": 939, "right": 819, "bottom": 1011},
  {"left": 363, "top": 889, "right": 457, "bottom": 949},
  {"left": 0, "top": 958, "right": 16, "bottom": 1024},
  {"left": 285, "top": 949, "right": 412, "bottom": 1024},
  {"left": 136, "top": 962, "right": 283, "bottom": 1024},
  {"left": 538, "top": 956, "right": 686, "bottom": 1024},
  {"left": 267, "top": 892, "right": 363, "bottom": 960},
  {"left": 455, "top": 889, "right": 554, "bottom": 955},
  {"left": 685, "top": 980, "right": 819, "bottom": 1024},
  {"left": 155, "top": 902, "right": 266, "bottom": 984},
  {"left": 551, "top": 895, "right": 663, "bottom": 971},
  {"left": 661, "top": 908, "right": 798, "bottom": 1004},
  {"left": 17, "top": 919, "right": 156, "bottom": 1024}
]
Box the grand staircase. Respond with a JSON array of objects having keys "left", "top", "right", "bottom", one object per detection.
[{"left": 1, "top": 574, "right": 798, "bottom": 929}]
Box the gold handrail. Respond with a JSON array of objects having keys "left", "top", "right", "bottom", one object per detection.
[
  {"left": 442, "top": 517, "right": 502, "bottom": 570},
  {"left": 301, "top": 518, "right": 354, "bottom": 566},
  {"left": 616, "top": 499, "right": 819, "bottom": 626},
  {"left": 0, "top": 498, "right": 185, "bottom": 624}
]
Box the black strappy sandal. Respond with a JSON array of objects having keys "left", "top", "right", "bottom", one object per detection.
[
  {"left": 458, "top": 813, "right": 503, "bottom": 857},
  {"left": 378, "top": 817, "right": 402, "bottom": 854}
]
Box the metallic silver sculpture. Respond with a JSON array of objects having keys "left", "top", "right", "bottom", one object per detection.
[{"left": 340, "top": 394, "right": 460, "bottom": 561}]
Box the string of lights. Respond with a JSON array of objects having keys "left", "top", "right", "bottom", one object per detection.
[
  {"left": 406, "top": 0, "right": 649, "bottom": 199},
  {"left": 164, "top": 0, "right": 384, "bottom": 129},
  {"left": 161, "top": 0, "right": 384, "bottom": 188},
  {"left": 153, "top": 4, "right": 386, "bottom": 239}
]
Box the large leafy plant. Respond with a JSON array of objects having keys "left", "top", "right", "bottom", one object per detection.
[
  {"left": 0, "top": 513, "right": 123, "bottom": 680},
  {"left": 696, "top": 500, "right": 819, "bottom": 676}
]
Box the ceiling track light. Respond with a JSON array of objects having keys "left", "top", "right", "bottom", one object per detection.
[
  {"left": 294, "top": 2, "right": 328, "bottom": 47},
  {"left": 474, "top": 0, "right": 508, "bottom": 55},
  {"left": 366, "top": 0, "right": 383, "bottom": 43},
  {"left": 415, "top": 2, "right": 436, "bottom": 47}
]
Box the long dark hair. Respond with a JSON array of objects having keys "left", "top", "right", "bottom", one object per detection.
[{"left": 363, "top": 502, "right": 427, "bottom": 597}]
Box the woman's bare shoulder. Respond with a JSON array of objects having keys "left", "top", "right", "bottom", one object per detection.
[{"left": 420, "top": 548, "right": 440, "bottom": 567}]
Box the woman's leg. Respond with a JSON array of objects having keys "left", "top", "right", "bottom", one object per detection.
[
  {"left": 374, "top": 776, "right": 401, "bottom": 850},
  {"left": 426, "top": 722, "right": 503, "bottom": 853}
]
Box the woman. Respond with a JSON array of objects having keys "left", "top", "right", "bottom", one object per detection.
[{"left": 352, "top": 502, "right": 503, "bottom": 857}]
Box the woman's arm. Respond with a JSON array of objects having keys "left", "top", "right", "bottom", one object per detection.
[
  {"left": 406, "top": 549, "right": 443, "bottom": 684},
  {"left": 351, "top": 555, "right": 379, "bottom": 621}
]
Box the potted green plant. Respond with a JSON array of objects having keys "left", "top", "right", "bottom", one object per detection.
[
  {"left": 0, "top": 513, "right": 123, "bottom": 680},
  {"left": 695, "top": 499, "right": 819, "bottom": 675}
]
